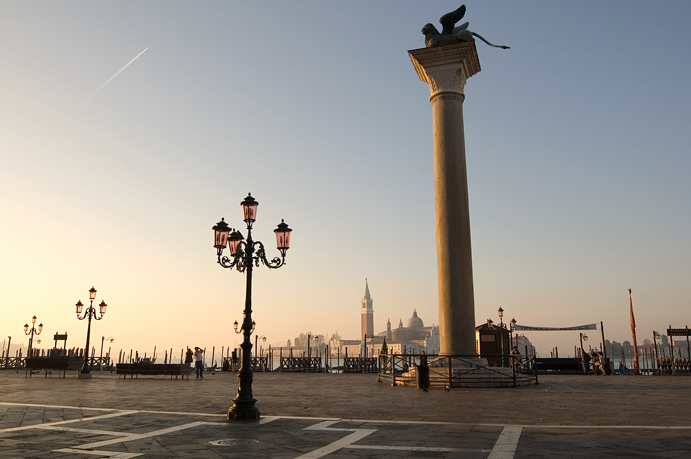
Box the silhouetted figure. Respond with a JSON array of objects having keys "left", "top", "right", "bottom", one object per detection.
[
  {"left": 231, "top": 349, "right": 238, "bottom": 372},
  {"left": 194, "top": 347, "right": 204, "bottom": 378}
]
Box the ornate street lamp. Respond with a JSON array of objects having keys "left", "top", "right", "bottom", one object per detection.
[
  {"left": 213, "top": 193, "right": 292, "bottom": 421},
  {"left": 75, "top": 286, "right": 108, "bottom": 379},
  {"left": 509, "top": 318, "right": 517, "bottom": 349},
  {"left": 24, "top": 316, "right": 43, "bottom": 356}
]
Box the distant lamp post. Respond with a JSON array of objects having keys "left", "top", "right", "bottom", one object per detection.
[
  {"left": 653, "top": 331, "right": 662, "bottom": 361},
  {"left": 75, "top": 286, "right": 107, "bottom": 379},
  {"left": 362, "top": 334, "right": 375, "bottom": 373},
  {"left": 24, "top": 316, "right": 43, "bottom": 356},
  {"left": 497, "top": 307, "right": 505, "bottom": 360},
  {"left": 254, "top": 335, "right": 266, "bottom": 359},
  {"left": 100, "top": 336, "right": 114, "bottom": 370},
  {"left": 510, "top": 318, "right": 517, "bottom": 349},
  {"left": 579, "top": 332, "right": 588, "bottom": 374},
  {"left": 213, "top": 193, "right": 292, "bottom": 421}
]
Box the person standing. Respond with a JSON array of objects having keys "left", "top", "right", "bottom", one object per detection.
[
  {"left": 194, "top": 347, "right": 204, "bottom": 378},
  {"left": 185, "top": 347, "right": 193, "bottom": 366},
  {"left": 231, "top": 349, "right": 238, "bottom": 372}
]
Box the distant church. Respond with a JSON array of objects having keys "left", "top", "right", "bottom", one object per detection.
[{"left": 330, "top": 280, "right": 439, "bottom": 356}]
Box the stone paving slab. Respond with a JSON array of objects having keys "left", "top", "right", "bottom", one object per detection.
[{"left": 1, "top": 371, "right": 691, "bottom": 457}]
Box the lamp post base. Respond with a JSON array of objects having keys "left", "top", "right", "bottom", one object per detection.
[
  {"left": 228, "top": 401, "right": 259, "bottom": 421},
  {"left": 78, "top": 373, "right": 92, "bottom": 379}
]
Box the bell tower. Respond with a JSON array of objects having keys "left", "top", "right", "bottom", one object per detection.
[{"left": 361, "top": 279, "right": 374, "bottom": 338}]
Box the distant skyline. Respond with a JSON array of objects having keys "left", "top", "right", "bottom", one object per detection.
[{"left": 1, "top": 1, "right": 690, "bottom": 359}]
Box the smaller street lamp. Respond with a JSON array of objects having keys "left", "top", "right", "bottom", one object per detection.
[
  {"left": 579, "top": 332, "right": 589, "bottom": 374},
  {"left": 497, "top": 307, "right": 505, "bottom": 361},
  {"left": 653, "top": 330, "right": 662, "bottom": 361},
  {"left": 254, "top": 335, "right": 266, "bottom": 359},
  {"left": 24, "top": 315, "right": 43, "bottom": 356},
  {"left": 509, "top": 318, "right": 517, "bottom": 349},
  {"left": 75, "top": 286, "right": 108, "bottom": 379},
  {"left": 100, "top": 336, "right": 114, "bottom": 370}
]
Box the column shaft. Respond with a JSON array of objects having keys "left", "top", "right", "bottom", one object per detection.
[{"left": 432, "top": 93, "right": 476, "bottom": 355}]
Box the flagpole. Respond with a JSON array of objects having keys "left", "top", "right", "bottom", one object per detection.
[{"left": 629, "top": 288, "right": 640, "bottom": 375}]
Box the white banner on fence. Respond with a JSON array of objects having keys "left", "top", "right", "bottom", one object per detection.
[{"left": 514, "top": 324, "right": 597, "bottom": 331}]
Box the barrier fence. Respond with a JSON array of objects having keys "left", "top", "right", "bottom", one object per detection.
[{"left": 378, "top": 353, "right": 538, "bottom": 388}]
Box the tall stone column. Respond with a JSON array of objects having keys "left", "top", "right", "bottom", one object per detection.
[{"left": 409, "top": 42, "right": 481, "bottom": 356}]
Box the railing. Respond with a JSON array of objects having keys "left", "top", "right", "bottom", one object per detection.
[
  {"left": 342, "top": 357, "right": 378, "bottom": 373},
  {"left": 280, "top": 356, "right": 322, "bottom": 372},
  {"left": 378, "top": 353, "right": 538, "bottom": 388},
  {"left": 0, "top": 357, "right": 23, "bottom": 370},
  {"left": 657, "top": 358, "right": 690, "bottom": 375},
  {"left": 250, "top": 357, "right": 269, "bottom": 372}
]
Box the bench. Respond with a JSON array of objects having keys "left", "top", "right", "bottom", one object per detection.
[
  {"left": 24, "top": 357, "right": 71, "bottom": 378},
  {"left": 116, "top": 363, "right": 193, "bottom": 379}
]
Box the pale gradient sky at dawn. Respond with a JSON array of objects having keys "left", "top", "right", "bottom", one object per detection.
[{"left": 1, "top": 1, "right": 690, "bottom": 359}]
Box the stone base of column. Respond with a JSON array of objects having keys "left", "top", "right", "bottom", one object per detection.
[
  {"left": 77, "top": 373, "right": 92, "bottom": 379},
  {"left": 407, "top": 357, "right": 533, "bottom": 388}
]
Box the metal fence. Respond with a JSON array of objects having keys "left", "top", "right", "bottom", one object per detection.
[
  {"left": 378, "top": 353, "right": 538, "bottom": 388},
  {"left": 279, "top": 356, "right": 322, "bottom": 372}
]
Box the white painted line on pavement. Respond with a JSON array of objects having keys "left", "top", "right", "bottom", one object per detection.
[
  {"left": 0, "top": 401, "right": 117, "bottom": 411},
  {"left": 5, "top": 402, "right": 691, "bottom": 431},
  {"left": 72, "top": 421, "right": 216, "bottom": 450},
  {"left": 53, "top": 448, "right": 142, "bottom": 458},
  {"left": 38, "top": 425, "right": 134, "bottom": 436},
  {"left": 294, "top": 428, "right": 378, "bottom": 459},
  {"left": 348, "top": 444, "right": 491, "bottom": 453},
  {"left": 0, "top": 410, "right": 139, "bottom": 432},
  {"left": 488, "top": 425, "right": 523, "bottom": 459}
]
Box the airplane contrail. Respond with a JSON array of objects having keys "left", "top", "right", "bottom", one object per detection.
[{"left": 85, "top": 47, "right": 148, "bottom": 101}]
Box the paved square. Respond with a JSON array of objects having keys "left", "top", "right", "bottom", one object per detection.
[{"left": 1, "top": 371, "right": 690, "bottom": 457}]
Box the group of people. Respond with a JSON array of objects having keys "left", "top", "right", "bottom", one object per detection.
[
  {"left": 582, "top": 349, "right": 607, "bottom": 375},
  {"left": 185, "top": 347, "right": 239, "bottom": 379}
]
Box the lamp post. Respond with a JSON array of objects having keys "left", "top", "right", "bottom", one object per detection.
[
  {"left": 509, "top": 318, "right": 517, "bottom": 349},
  {"left": 213, "top": 193, "right": 292, "bottom": 421},
  {"left": 100, "top": 336, "right": 114, "bottom": 370},
  {"left": 653, "top": 331, "right": 661, "bottom": 365},
  {"left": 362, "top": 334, "right": 374, "bottom": 359},
  {"left": 497, "top": 307, "right": 505, "bottom": 362},
  {"left": 75, "top": 286, "right": 107, "bottom": 379},
  {"left": 254, "top": 335, "right": 266, "bottom": 359},
  {"left": 23, "top": 316, "right": 43, "bottom": 357},
  {"left": 579, "top": 332, "right": 588, "bottom": 374}
]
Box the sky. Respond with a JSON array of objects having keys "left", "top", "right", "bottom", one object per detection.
[{"left": 1, "top": 1, "right": 690, "bottom": 360}]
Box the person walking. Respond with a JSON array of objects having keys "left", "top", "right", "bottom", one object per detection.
[{"left": 194, "top": 347, "right": 204, "bottom": 378}]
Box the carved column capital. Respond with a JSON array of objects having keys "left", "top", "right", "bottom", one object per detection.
[{"left": 409, "top": 42, "right": 481, "bottom": 102}]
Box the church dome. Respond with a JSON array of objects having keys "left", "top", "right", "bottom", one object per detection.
[{"left": 407, "top": 309, "right": 424, "bottom": 329}]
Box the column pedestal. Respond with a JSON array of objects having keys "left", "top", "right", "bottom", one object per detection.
[{"left": 409, "top": 42, "right": 481, "bottom": 356}]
